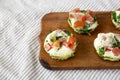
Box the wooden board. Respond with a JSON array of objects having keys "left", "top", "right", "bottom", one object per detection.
[{"left": 39, "top": 11, "right": 120, "bottom": 70}]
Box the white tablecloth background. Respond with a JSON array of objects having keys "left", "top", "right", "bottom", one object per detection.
[{"left": 0, "top": 0, "right": 120, "bottom": 80}]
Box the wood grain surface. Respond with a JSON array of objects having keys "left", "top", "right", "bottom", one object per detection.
[{"left": 39, "top": 11, "right": 120, "bottom": 70}]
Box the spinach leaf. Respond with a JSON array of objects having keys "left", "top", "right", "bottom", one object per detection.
[
  {"left": 46, "top": 40, "right": 48, "bottom": 42},
  {"left": 94, "top": 16, "right": 97, "bottom": 21},
  {"left": 99, "top": 47, "right": 105, "bottom": 56},
  {"left": 78, "top": 23, "right": 92, "bottom": 35},
  {"left": 85, "top": 23, "right": 92, "bottom": 28},
  {"left": 64, "top": 30, "right": 71, "bottom": 36},
  {"left": 56, "top": 36, "right": 62, "bottom": 40},
  {"left": 112, "top": 12, "right": 117, "bottom": 22},
  {"left": 117, "top": 14, "right": 120, "bottom": 22},
  {"left": 50, "top": 38, "right": 54, "bottom": 42},
  {"left": 112, "top": 36, "right": 120, "bottom": 48},
  {"left": 81, "top": 10, "right": 86, "bottom": 14},
  {"left": 112, "top": 43, "right": 118, "bottom": 48}
]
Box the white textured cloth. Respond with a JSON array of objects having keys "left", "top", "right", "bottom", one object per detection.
[{"left": 0, "top": 0, "right": 120, "bottom": 80}]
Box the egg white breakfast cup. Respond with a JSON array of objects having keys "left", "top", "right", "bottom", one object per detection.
[{"left": 44, "top": 29, "right": 77, "bottom": 60}]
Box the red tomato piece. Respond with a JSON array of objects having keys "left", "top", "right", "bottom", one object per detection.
[
  {"left": 85, "top": 14, "right": 94, "bottom": 23},
  {"left": 63, "top": 36, "right": 76, "bottom": 50},
  {"left": 77, "top": 14, "right": 86, "bottom": 22},
  {"left": 117, "top": 8, "right": 120, "bottom": 11},
  {"left": 46, "top": 43, "right": 52, "bottom": 51},
  {"left": 63, "top": 42, "right": 76, "bottom": 50},
  {"left": 73, "top": 8, "right": 80, "bottom": 12},
  {"left": 68, "top": 36, "right": 76, "bottom": 45},
  {"left": 86, "top": 10, "right": 93, "bottom": 15},
  {"left": 68, "top": 43, "right": 76, "bottom": 50},
  {"left": 74, "top": 21, "right": 85, "bottom": 28},
  {"left": 112, "top": 47, "right": 120, "bottom": 56},
  {"left": 81, "top": 15, "right": 86, "bottom": 22},
  {"left": 104, "top": 46, "right": 111, "bottom": 51}
]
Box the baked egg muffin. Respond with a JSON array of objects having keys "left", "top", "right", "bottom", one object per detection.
[
  {"left": 94, "top": 33, "right": 120, "bottom": 61},
  {"left": 44, "top": 29, "right": 77, "bottom": 60},
  {"left": 68, "top": 8, "right": 98, "bottom": 35}
]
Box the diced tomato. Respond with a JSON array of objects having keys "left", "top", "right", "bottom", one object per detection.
[
  {"left": 68, "top": 43, "right": 76, "bottom": 50},
  {"left": 69, "top": 14, "right": 74, "bottom": 18},
  {"left": 73, "top": 8, "right": 80, "bottom": 12},
  {"left": 63, "top": 41, "right": 76, "bottom": 50},
  {"left": 74, "top": 21, "right": 85, "bottom": 28},
  {"left": 112, "top": 47, "right": 120, "bottom": 56},
  {"left": 46, "top": 43, "right": 52, "bottom": 51},
  {"left": 53, "top": 40, "right": 60, "bottom": 47},
  {"left": 68, "top": 36, "right": 76, "bottom": 45},
  {"left": 86, "top": 10, "right": 93, "bottom": 15},
  {"left": 85, "top": 14, "right": 94, "bottom": 23},
  {"left": 81, "top": 15, "right": 86, "bottom": 22},
  {"left": 77, "top": 14, "right": 86, "bottom": 22},
  {"left": 63, "top": 36, "right": 76, "bottom": 50},
  {"left": 104, "top": 46, "right": 111, "bottom": 51},
  {"left": 117, "top": 8, "right": 120, "bottom": 11}
]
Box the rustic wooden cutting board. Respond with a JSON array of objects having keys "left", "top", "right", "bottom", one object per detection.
[{"left": 39, "top": 11, "right": 120, "bottom": 70}]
